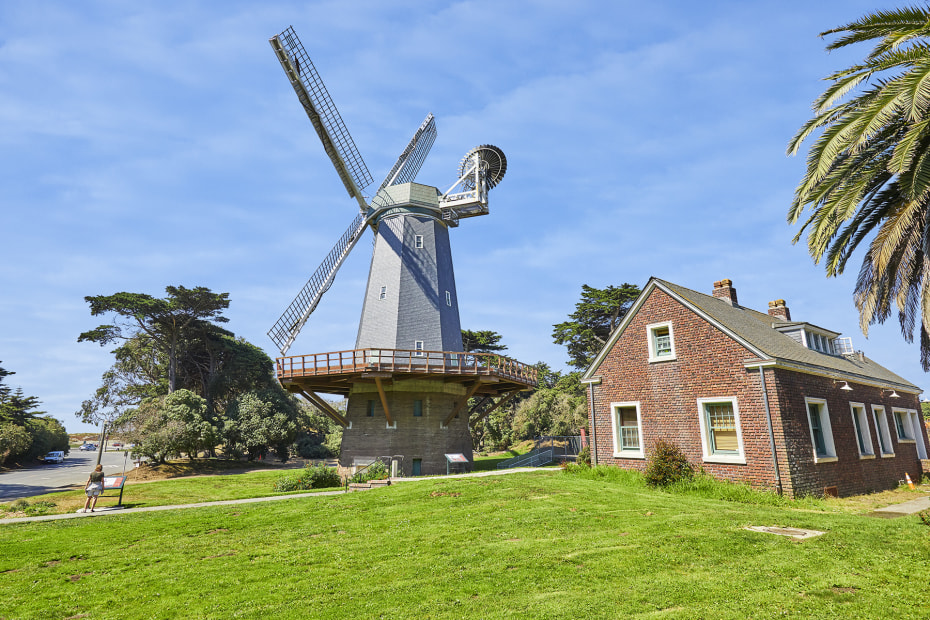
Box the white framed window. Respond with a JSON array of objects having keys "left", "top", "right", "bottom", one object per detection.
[
  {"left": 610, "top": 402, "right": 644, "bottom": 459},
  {"left": 445, "top": 291, "right": 452, "bottom": 306},
  {"left": 871, "top": 405, "right": 894, "bottom": 457},
  {"left": 892, "top": 408, "right": 915, "bottom": 442},
  {"left": 415, "top": 235, "right": 423, "bottom": 249},
  {"left": 414, "top": 340, "right": 424, "bottom": 356},
  {"left": 379, "top": 286, "right": 386, "bottom": 300},
  {"left": 805, "top": 398, "right": 837, "bottom": 463},
  {"left": 849, "top": 403, "right": 874, "bottom": 459},
  {"left": 646, "top": 321, "right": 676, "bottom": 363},
  {"left": 696, "top": 397, "right": 745, "bottom": 464}
]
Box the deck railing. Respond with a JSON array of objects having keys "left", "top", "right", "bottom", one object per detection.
[{"left": 277, "top": 348, "right": 538, "bottom": 385}]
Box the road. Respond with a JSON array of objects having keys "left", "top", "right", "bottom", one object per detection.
[{"left": 0, "top": 449, "right": 133, "bottom": 502}]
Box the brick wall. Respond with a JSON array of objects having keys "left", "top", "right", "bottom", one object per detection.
[
  {"left": 588, "top": 288, "right": 780, "bottom": 492},
  {"left": 340, "top": 380, "right": 472, "bottom": 476}
]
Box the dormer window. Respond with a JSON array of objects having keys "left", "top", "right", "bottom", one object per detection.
[
  {"left": 806, "top": 331, "right": 834, "bottom": 354},
  {"left": 647, "top": 321, "right": 676, "bottom": 362}
]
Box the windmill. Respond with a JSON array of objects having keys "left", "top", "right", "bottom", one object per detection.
[{"left": 267, "top": 27, "right": 535, "bottom": 476}]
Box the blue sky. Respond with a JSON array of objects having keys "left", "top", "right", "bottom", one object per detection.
[{"left": 1, "top": 0, "right": 921, "bottom": 434}]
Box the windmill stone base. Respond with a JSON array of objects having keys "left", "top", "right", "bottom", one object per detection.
[{"left": 342, "top": 381, "right": 471, "bottom": 476}]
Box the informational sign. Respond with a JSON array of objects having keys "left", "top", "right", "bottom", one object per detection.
[
  {"left": 103, "top": 476, "right": 126, "bottom": 490},
  {"left": 444, "top": 453, "right": 469, "bottom": 475},
  {"left": 445, "top": 454, "right": 468, "bottom": 463}
]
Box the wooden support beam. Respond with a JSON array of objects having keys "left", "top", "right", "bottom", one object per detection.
[
  {"left": 444, "top": 380, "right": 483, "bottom": 427},
  {"left": 469, "top": 391, "right": 519, "bottom": 428},
  {"left": 467, "top": 395, "right": 492, "bottom": 418},
  {"left": 374, "top": 377, "right": 393, "bottom": 425},
  {"left": 297, "top": 389, "right": 350, "bottom": 427}
]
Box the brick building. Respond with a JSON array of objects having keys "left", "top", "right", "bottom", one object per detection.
[{"left": 581, "top": 277, "right": 929, "bottom": 497}]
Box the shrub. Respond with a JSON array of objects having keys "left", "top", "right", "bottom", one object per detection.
[
  {"left": 273, "top": 463, "right": 341, "bottom": 492},
  {"left": 350, "top": 459, "right": 389, "bottom": 484},
  {"left": 295, "top": 437, "right": 331, "bottom": 460},
  {"left": 577, "top": 445, "right": 591, "bottom": 467},
  {"left": 644, "top": 440, "right": 694, "bottom": 487}
]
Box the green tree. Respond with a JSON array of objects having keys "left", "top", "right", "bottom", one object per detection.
[
  {"left": 512, "top": 371, "right": 587, "bottom": 439},
  {"left": 223, "top": 388, "right": 302, "bottom": 462},
  {"left": 552, "top": 284, "right": 641, "bottom": 370},
  {"left": 79, "top": 286, "right": 230, "bottom": 392},
  {"left": 788, "top": 7, "right": 930, "bottom": 369},
  {"left": 922, "top": 400, "right": 930, "bottom": 421},
  {"left": 461, "top": 330, "right": 508, "bottom": 353}
]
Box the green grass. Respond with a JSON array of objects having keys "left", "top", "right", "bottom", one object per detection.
[
  {"left": 1, "top": 469, "right": 928, "bottom": 619},
  {"left": 0, "top": 469, "right": 336, "bottom": 517}
]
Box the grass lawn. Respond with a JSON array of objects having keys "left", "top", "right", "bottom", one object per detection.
[
  {"left": 0, "top": 468, "right": 334, "bottom": 518},
  {"left": 1, "top": 469, "right": 928, "bottom": 619}
]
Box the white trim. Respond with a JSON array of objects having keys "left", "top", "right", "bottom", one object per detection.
[
  {"left": 804, "top": 397, "right": 837, "bottom": 463},
  {"left": 696, "top": 397, "right": 746, "bottom": 464},
  {"left": 414, "top": 341, "right": 424, "bottom": 357},
  {"left": 848, "top": 402, "right": 875, "bottom": 458},
  {"left": 892, "top": 408, "right": 916, "bottom": 443},
  {"left": 609, "top": 401, "right": 644, "bottom": 459},
  {"left": 871, "top": 405, "right": 894, "bottom": 457},
  {"left": 646, "top": 320, "right": 677, "bottom": 363},
  {"left": 740, "top": 358, "right": 919, "bottom": 396},
  {"left": 445, "top": 290, "right": 452, "bottom": 306},
  {"left": 909, "top": 410, "right": 928, "bottom": 458},
  {"left": 386, "top": 421, "right": 397, "bottom": 430},
  {"left": 415, "top": 235, "right": 424, "bottom": 249}
]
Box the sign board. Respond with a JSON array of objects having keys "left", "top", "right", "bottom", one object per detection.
[
  {"left": 103, "top": 476, "right": 127, "bottom": 490},
  {"left": 445, "top": 454, "right": 468, "bottom": 463}
]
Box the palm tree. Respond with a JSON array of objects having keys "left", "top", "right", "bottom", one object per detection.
[{"left": 789, "top": 6, "right": 930, "bottom": 369}]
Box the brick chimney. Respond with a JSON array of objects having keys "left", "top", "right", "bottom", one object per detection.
[
  {"left": 712, "top": 279, "right": 738, "bottom": 305},
  {"left": 768, "top": 299, "right": 791, "bottom": 321}
]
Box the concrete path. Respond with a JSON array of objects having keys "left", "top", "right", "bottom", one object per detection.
[
  {"left": 871, "top": 494, "right": 930, "bottom": 517},
  {"left": 0, "top": 467, "right": 554, "bottom": 525}
]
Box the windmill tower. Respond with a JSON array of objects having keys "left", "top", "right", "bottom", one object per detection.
[{"left": 267, "top": 27, "right": 535, "bottom": 475}]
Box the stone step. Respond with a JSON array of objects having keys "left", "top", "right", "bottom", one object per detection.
[{"left": 347, "top": 479, "right": 392, "bottom": 492}]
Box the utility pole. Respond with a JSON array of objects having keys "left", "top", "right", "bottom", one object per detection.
[{"left": 95, "top": 422, "right": 106, "bottom": 466}]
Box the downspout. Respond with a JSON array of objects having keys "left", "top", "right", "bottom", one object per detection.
[
  {"left": 755, "top": 364, "right": 782, "bottom": 495},
  {"left": 585, "top": 380, "right": 599, "bottom": 464}
]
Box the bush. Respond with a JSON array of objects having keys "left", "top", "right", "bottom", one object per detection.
[
  {"left": 577, "top": 445, "right": 591, "bottom": 467},
  {"left": 273, "top": 463, "right": 341, "bottom": 492},
  {"left": 295, "top": 436, "right": 332, "bottom": 460},
  {"left": 350, "top": 459, "right": 389, "bottom": 484},
  {"left": 643, "top": 440, "right": 693, "bottom": 487}
]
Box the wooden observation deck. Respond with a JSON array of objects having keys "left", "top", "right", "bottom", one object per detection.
[
  {"left": 276, "top": 348, "right": 538, "bottom": 427},
  {"left": 277, "top": 348, "right": 537, "bottom": 395}
]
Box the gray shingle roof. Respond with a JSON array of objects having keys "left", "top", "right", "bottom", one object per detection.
[{"left": 655, "top": 279, "right": 919, "bottom": 391}]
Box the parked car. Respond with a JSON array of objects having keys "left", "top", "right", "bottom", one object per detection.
[
  {"left": 79, "top": 443, "right": 97, "bottom": 451},
  {"left": 112, "top": 442, "right": 122, "bottom": 448},
  {"left": 44, "top": 451, "right": 65, "bottom": 464}
]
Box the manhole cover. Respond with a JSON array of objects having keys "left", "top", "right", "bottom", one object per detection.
[{"left": 744, "top": 525, "right": 825, "bottom": 539}]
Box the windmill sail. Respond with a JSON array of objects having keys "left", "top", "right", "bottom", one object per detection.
[
  {"left": 377, "top": 113, "right": 437, "bottom": 192},
  {"left": 270, "top": 27, "right": 373, "bottom": 209},
  {"left": 268, "top": 213, "right": 369, "bottom": 355}
]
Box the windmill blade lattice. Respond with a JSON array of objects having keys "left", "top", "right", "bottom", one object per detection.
[
  {"left": 268, "top": 212, "right": 369, "bottom": 355},
  {"left": 270, "top": 27, "right": 373, "bottom": 208},
  {"left": 377, "top": 113, "right": 437, "bottom": 192}
]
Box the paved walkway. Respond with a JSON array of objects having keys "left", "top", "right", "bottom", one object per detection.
[
  {"left": 0, "top": 467, "right": 552, "bottom": 525},
  {"left": 871, "top": 494, "right": 930, "bottom": 516}
]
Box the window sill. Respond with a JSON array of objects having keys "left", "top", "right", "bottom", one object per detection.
[
  {"left": 897, "top": 439, "right": 916, "bottom": 444},
  {"left": 879, "top": 452, "right": 895, "bottom": 458},
  {"left": 613, "top": 452, "right": 645, "bottom": 459},
  {"left": 813, "top": 456, "right": 838, "bottom": 463},
  {"left": 858, "top": 454, "right": 876, "bottom": 460},
  {"left": 648, "top": 355, "right": 677, "bottom": 364},
  {"left": 702, "top": 455, "right": 746, "bottom": 465}
]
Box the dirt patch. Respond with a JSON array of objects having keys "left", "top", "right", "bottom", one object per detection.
[{"left": 124, "top": 458, "right": 299, "bottom": 483}]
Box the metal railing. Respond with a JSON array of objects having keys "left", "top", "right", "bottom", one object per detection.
[
  {"left": 277, "top": 348, "right": 538, "bottom": 385},
  {"left": 496, "top": 436, "right": 583, "bottom": 469}
]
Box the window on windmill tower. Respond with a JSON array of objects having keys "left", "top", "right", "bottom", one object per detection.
[
  {"left": 413, "top": 399, "right": 423, "bottom": 417},
  {"left": 367, "top": 400, "right": 375, "bottom": 417},
  {"left": 415, "top": 235, "right": 423, "bottom": 249},
  {"left": 379, "top": 286, "right": 386, "bottom": 300},
  {"left": 415, "top": 341, "right": 424, "bottom": 356},
  {"left": 445, "top": 291, "right": 452, "bottom": 306}
]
